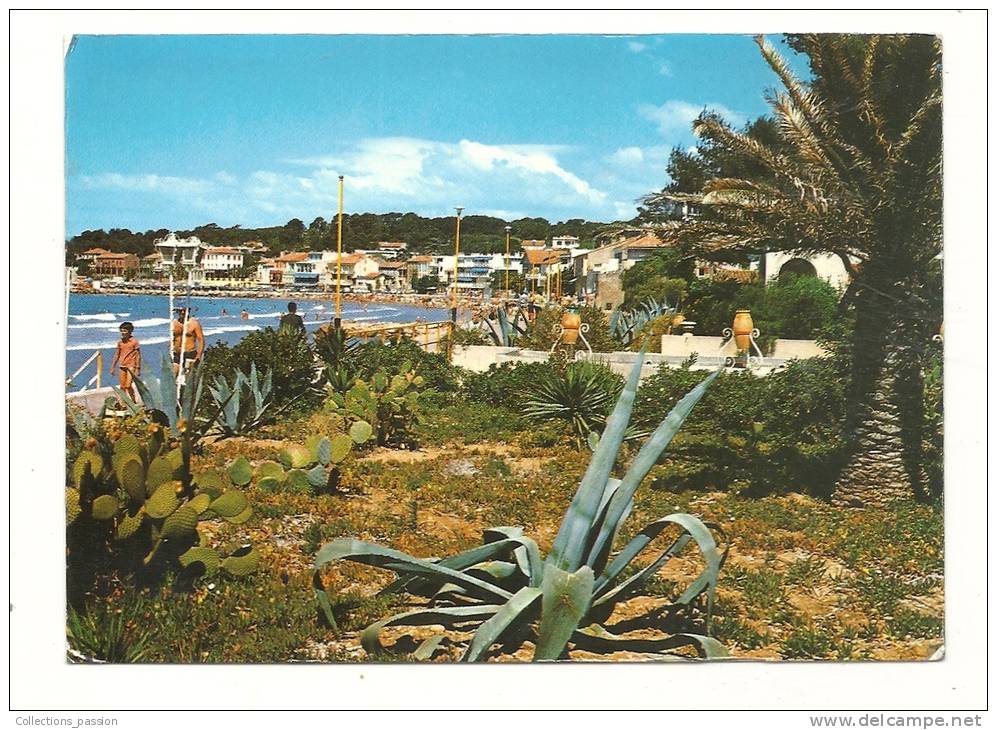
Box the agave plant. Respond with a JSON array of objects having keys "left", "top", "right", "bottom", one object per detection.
[
  {"left": 209, "top": 363, "right": 279, "bottom": 437},
  {"left": 114, "top": 354, "right": 219, "bottom": 443},
  {"left": 314, "top": 352, "right": 727, "bottom": 661},
  {"left": 610, "top": 298, "right": 676, "bottom": 348},
  {"left": 483, "top": 306, "right": 528, "bottom": 347},
  {"left": 520, "top": 362, "right": 625, "bottom": 448}
]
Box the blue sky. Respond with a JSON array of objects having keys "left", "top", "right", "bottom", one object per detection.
[{"left": 65, "top": 34, "right": 809, "bottom": 236}]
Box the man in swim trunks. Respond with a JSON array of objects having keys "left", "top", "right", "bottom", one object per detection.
[
  {"left": 111, "top": 322, "right": 141, "bottom": 402},
  {"left": 172, "top": 307, "right": 205, "bottom": 374}
]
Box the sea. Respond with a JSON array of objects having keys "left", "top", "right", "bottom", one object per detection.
[{"left": 65, "top": 293, "right": 448, "bottom": 385}]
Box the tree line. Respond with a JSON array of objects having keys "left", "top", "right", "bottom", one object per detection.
[{"left": 66, "top": 213, "right": 621, "bottom": 263}]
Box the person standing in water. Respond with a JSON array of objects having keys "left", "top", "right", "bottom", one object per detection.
[
  {"left": 279, "top": 302, "right": 306, "bottom": 335},
  {"left": 172, "top": 307, "right": 205, "bottom": 375},
  {"left": 110, "top": 322, "right": 141, "bottom": 402}
]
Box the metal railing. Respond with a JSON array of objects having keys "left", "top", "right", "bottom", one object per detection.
[{"left": 66, "top": 350, "right": 104, "bottom": 392}]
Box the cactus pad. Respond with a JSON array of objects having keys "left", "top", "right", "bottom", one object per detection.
[
  {"left": 193, "top": 470, "right": 226, "bottom": 498},
  {"left": 114, "top": 509, "right": 144, "bottom": 541},
  {"left": 145, "top": 456, "right": 175, "bottom": 493},
  {"left": 225, "top": 505, "right": 254, "bottom": 525},
  {"left": 256, "top": 461, "right": 286, "bottom": 482},
  {"left": 221, "top": 549, "right": 259, "bottom": 576},
  {"left": 145, "top": 482, "right": 180, "bottom": 519},
  {"left": 116, "top": 457, "right": 146, "bottom": 503},
  {"left": 329, "top": 433, "right": 354, "bottom": 464},
  {"left": 286, "top": 469, "right": 312, "bottom": 492},
  {"left": 161, "top": 504, "right": 199, "bottom": 539},
  {"left": 257, "top": 476, "right": 283, "bottom": 492},
  {"left": 72, "top": 451, "right": 104, "bottom": 488},
  {"left": 279, "top": 444, "right": 313, "bottom": 469},
  {"left": 112, "top": 434, "right": 142, "bottom": 461},
  {"left": 227, "top": 456, "right": 253, "bottom": 487},
  {"left": 304, "top": 434, "right": 324, "bottom": 462},
  {"left": 348, "top": 420, "right": 373, "bottom": 444},
  {"left": 209, "top": 490, "right": 248, "bottom": 518},
  {"left": 306, "top": 465, "right": 328, "bottom": 489},
  {"left": 66, "top": 489, "right": 81, "bottom": 523},
  {"left": 165, "top": 447, "right": 184, "bottom": 471},
  {"left": 91, "top": 494, "right": 120, "bottom": 520},
  {"left": 316, "top": 437, "right": 332, "bottom": 466},
  {"left": 188, "top": 493, "right": 212, "bottom": 514},
  {"left": 179, "top": 546, "right": 221, "bottom": 573}
]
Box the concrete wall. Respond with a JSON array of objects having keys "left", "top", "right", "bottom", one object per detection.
[{"left": 659, "top": 334, "right": 828, "bottom": 360}]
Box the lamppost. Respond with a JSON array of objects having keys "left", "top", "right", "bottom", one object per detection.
[
  {"left": 335, "top": 175, "right": 344, "bottom": 330},
  {"left": 504, "top": 225, "right": 512, "bottom": 296},
  {"left": 450, "top": 207, "right": 463, "bottom": 329}
]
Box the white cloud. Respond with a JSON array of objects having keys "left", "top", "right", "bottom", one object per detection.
[
  {"left": 606, "top": 146, "right": 645, "bottom": 166},
  {"left": 638, "top": 100, "right": 746, "bottom": 138},
  {"left": 627, "top": 41, "right": 647, "bottom": 54},
  {"left": 657, "top": 61, "right": 673, "bottom": 77},
  {"left": 79, "top": 136, "right": 623, "bottom": 224},
  {"left": 79, "top": 172, "right": 217, "bottom": 197}
]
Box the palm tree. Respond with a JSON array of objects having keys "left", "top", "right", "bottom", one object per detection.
[{"left": 648, "top": 34, "right": 942, "bottom": 506}]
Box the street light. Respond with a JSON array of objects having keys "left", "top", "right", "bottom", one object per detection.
[
  {"left": 450, "top": 207, "right": 464, "bottom": 330},
  {"left": 504, "top": 225, "right": 512, "bottom": 296},
  {"left": 335, "top": 175, "right": 344, "bottom": 330}
]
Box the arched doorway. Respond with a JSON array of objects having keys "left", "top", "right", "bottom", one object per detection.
[{"left": 778, "top": 258, "right": 818, "bottom": 281}]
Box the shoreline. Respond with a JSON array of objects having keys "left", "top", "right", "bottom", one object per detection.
[{"left": 69, "top": 285, "right": 489, "bottom": 311}]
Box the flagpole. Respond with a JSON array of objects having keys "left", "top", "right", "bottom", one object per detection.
[{"left": 335, "top": 175, "right": 344, "bottom": 330}]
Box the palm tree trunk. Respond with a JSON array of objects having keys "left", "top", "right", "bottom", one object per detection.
[{"left": 832, "top": 286, "right": 924, "bottom": 507}]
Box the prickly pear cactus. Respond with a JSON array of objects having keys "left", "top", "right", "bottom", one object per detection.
[{"left": 67, "top": 429, "right": 259, "bottom": 583}]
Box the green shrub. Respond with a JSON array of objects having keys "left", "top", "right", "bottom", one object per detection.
[
  {"left": 460, "top": 361, "right": 557, "bottom": 408},
  {"left": 199, "top": 328, "right": 319, "bottom": 414},
  {"left": 345, "top": 337, "right": 461, "bottom": 394},
  {"left": 634, "top": 357, "right": 848, "bottom": 496},
  {"left": 679, "top": 275, "right": 843, "bottom": 340}
]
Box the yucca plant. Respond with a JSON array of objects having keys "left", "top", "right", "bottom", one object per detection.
[
  {"left": 314, "top": 352, "right": 728, "bottom": 661},
  {"left": 520, "top": 362, "right": 625, "bottom": 448}
]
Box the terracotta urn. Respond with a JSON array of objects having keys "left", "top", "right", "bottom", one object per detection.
[
  {"left": 732, "top": 310, "right": 754, "bottom": 351},
  {"left": 561, "top": 311, "right": 581, "bottom": 345}
]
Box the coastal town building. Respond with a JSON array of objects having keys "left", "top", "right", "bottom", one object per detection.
[
  {"left": 202, "top": 247, "right": 245, "bottom": 276},
  {"left": 523, "top": 249, "right": 564, "bottom": 295},
  {"left": 520, "top": 239, "right": 547, "bottom": 251},
  {"left": 375, "top": 260, "right": 410, "bottom": 292},
  {"left": 551, "top": 235, "right": 580, "bottom": 250},
  {"left": 92, "top": 252, "right": 140, "bottom": 278},
  {"left": 405, "top": 255, "right": 434, "bottom": 284}
]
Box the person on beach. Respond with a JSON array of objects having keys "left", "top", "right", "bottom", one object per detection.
[
  {"left": 241, "top": 308, "right": 249, "bottom": 320},
  {"left": 279, "top": 301, "right": 306, "bottom": 335},
  {"left": 172, "top": 307, "right": 205, "bottom": 375},
  {"left": 110, "top": 322, "right": 141, "bottom": 402}
]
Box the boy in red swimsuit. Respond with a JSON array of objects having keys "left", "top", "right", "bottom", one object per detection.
[{"left": 111, "top": 322, "right": 141, "bottom": 402}]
